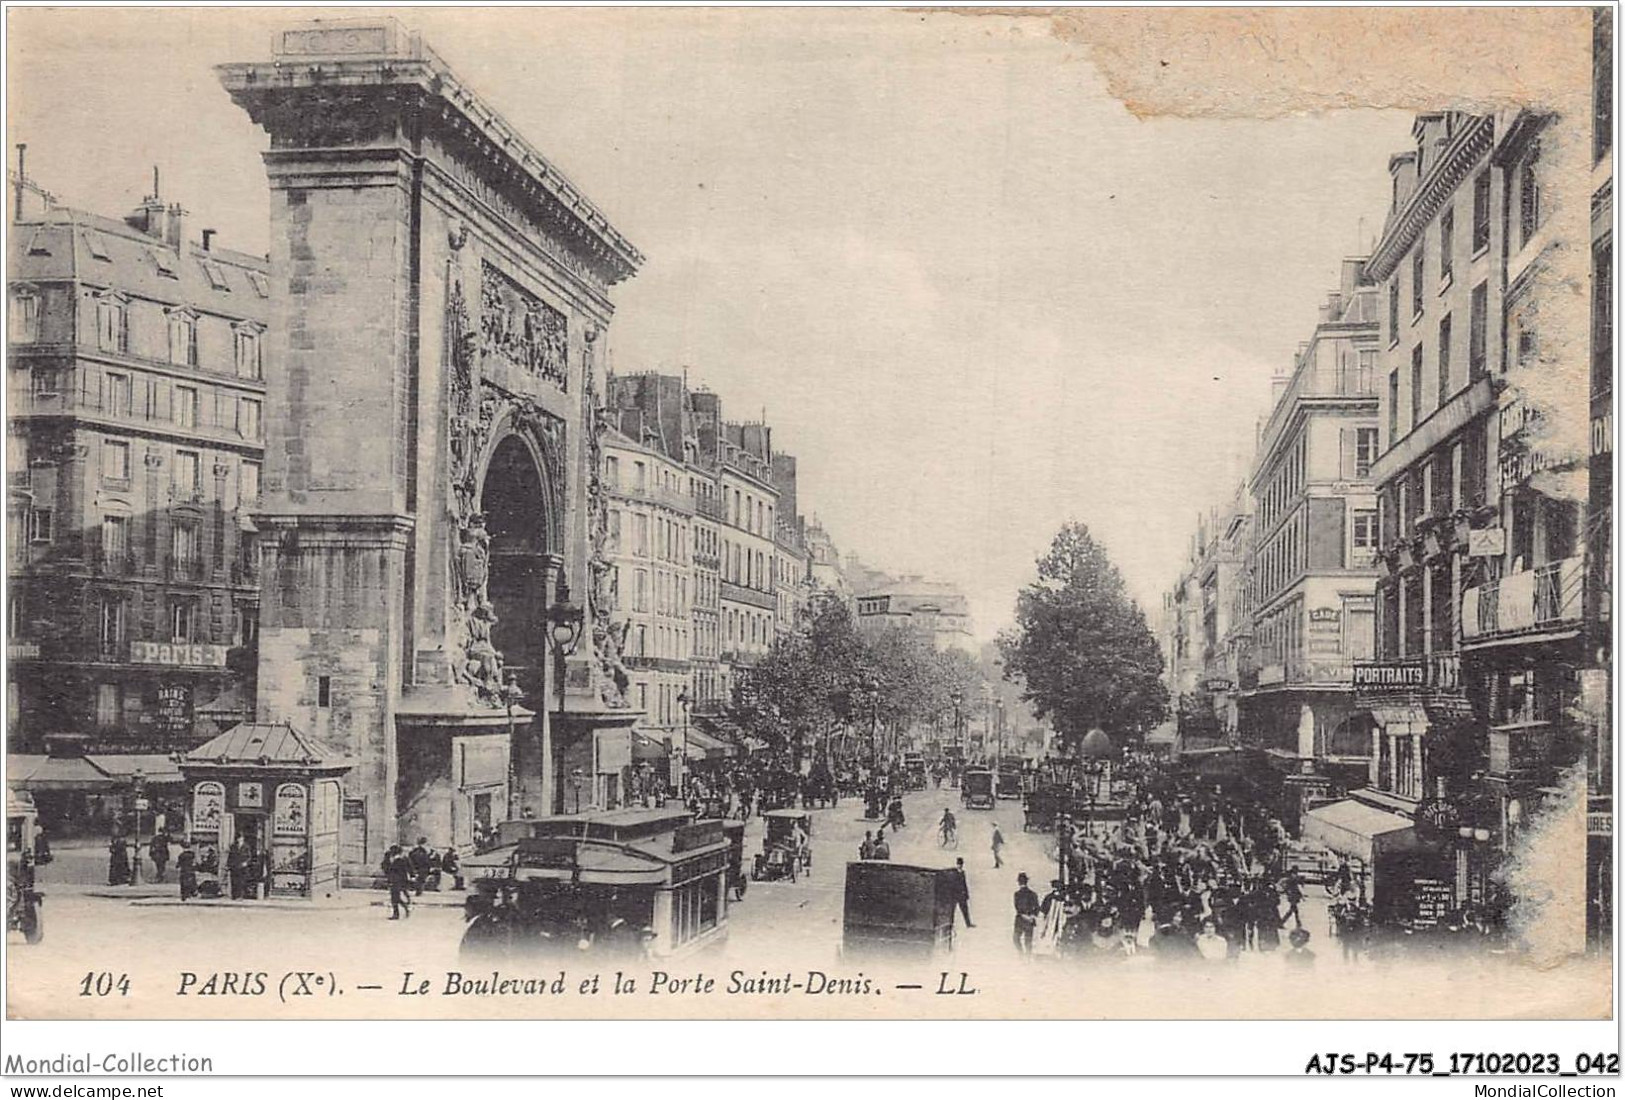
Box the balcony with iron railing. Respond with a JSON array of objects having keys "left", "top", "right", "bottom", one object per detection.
[
  {"left": 1257, "top": 361, "right": 1378, "bottom": 462},
  {"left": 611, "top": 478, "right": 695, "bottom": 514},
  {"left": 9, "top": 385, "right": 265, "bottom": 449},
  {"left": 1460, "top": 555, "right": 1584, "bottom": 645},
  {"left": 90, "top": 545, "right": 142, "bottom": 576}
]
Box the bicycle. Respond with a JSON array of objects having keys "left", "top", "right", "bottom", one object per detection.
[{"left": 939, "top": 823, "right": 959, "bottom": 849}]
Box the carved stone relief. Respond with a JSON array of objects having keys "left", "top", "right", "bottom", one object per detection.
[
  {"left": 446, "top": 257, "right": 568, "bottom": 705},
  {"left": 581, "top": 328, "right": 630, "bottom": 709},
  {"left": 480, "top": 261, "right": 568, "bottom": 390}
]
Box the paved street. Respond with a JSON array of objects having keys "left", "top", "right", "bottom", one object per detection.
[{"left": 12, "top": 785, "right": 1605, "bottom": 1021}]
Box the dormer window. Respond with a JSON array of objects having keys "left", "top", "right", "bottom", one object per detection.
[
  {"left": 167, "top": 309, "right": 198, "bottom": 367},
  {"left": 82, "top": 229, "right": 112, "bottom": 261},
  {"left": 234, "top": 325, "right": 263, "bottom": 380},
  {"left": 151, "top": 248, "right": 178, "bottom": 278},
  {"left": 200, "top": 259, "right": 231, "bottom": 291}
]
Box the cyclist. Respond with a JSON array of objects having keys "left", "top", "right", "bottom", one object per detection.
[{"left": 939, "top": 807, "right": 958, "bottom": 847}]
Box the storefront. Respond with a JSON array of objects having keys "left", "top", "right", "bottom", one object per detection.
[{"left": 179, "top": 723, "right": 353, "bottom": 901}]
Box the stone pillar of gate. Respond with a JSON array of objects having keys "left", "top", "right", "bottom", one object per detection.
[{"left": 220, "top": 18, "right": 643, "bottom": 873}]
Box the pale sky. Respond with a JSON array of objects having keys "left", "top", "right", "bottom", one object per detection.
[{"left": 7, "top": 7, "right": 1415, "bottom": 641}]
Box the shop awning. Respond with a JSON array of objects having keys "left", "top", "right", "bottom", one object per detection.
[
  {"left": 632, "top": 732, "right": 668, "bottom": 762},
  {"left": 7, "top": 753, "right": 120, "bottom": 791},
  {"left": 683, "top": 727, "right": 736, "bottom": 759},
  {"left": 195, "top": 682, "right": 252, "bottom": 723},
  {"left": 86, "top": 754, "right": 185, "bottom": 785},
  {"left": 1302, "top": 798, "right": 1419, "bottom": 864}
]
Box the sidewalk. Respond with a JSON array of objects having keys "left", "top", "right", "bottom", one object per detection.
[{"left": 46, "top": 879, "right": 471, "bottom": 911}]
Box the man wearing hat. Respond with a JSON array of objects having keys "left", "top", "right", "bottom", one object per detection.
[{"left": 1012, "top": 873, "right": 1041, "bottom": 954}]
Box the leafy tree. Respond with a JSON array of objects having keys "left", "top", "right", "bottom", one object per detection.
[
  {"left": 731, "top": 591, "right": 868, "bottom": 760},
  {"left": 997, "top": 522, "right": 1168, "bottom": 754}
]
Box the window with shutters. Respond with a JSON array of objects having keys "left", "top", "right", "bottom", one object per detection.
[
  {"left": 172, "top": 521, "right": 200, "bottom": 568},
  {"left": 102, "top": 440, "right": 130, "bottom": 482},
  {"left": 1519, "top": 146, "right": 1542, "bottom": 248},
  {"left": 27, "top": 507, "right": 52, "bottom": 544},
  {"left": 104, "top": 372, "right": 131, "bottom": 416},
  {"left": 96, "top": 296, "right": 127, "bottom": 353},
  {"left": 1430, "top": 559, "right": 1455, "bottom": 652},
  {"left": 1387, "top": 280, "right": 1400, "bottom": 345},
  {"left": 10, "top": 289, "right": 40, "bottom": 344},
  {"left": 101, "top": 514, "right": 129, "bottom": 561},
  {"left": 1439, "top": 207, "right": 1454, "bottom": 285},
  {"left": 1352, "top": 510, "right": 1378, "bottom": 565},
  {"left": 1455, "top": 427, "right": 1478, "bottom": 511},
  {"left": 1388, "top": 370, "right": 1400, "bottom": 440},
  {"left": 1410, "top": 344, "right": 1424, "bottom": 428},
  {"left": 1472, "top": 171, "right": 1492, "bottom": 253},
  {"left": 1469, "top": 282, "right": 1489, "bottom": 378},
  {"left": 98, "top": 598, "right": 125, "bottom": 655},
  {"left": 1346, "top": 599, "right": 1376, "bottom": 661},
  {"left": 1432, "top": 456, "right": 1454, "bottom": 518},
  {"left": 237, "top": 398, "right": 262, "bottom": 440},
  {"left": 174, "top": 385, "right": 199, "bottom": 429},
  {"left": 234, "top": 328, "right": 262, "bottom": 379},
  {"left": 96, "top": 682, "right": 120, "bottom": 727},
  {"left": 169, "top": 599, "right": 197, "bottom": 644},
  {"left": 1411, "top": 247, "right": 1425, "bottom": 318},
  {"left": 167, "top": 311, "right": 197, "bottom": 366},
  {"left": 173, "top": 450, "right": 201, "bottom": 501},
  {"left": 239, "top": 461, "right": 260, "bottom": 507},
  {"left": 1355, "top": 428, "right": 1379, "bottom": 478},
  {"left": 1437, "top": 314, "right": 1453, "bottom": 406}
]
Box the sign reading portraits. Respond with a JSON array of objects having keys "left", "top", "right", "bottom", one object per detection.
[{"left": 480, "top": 261, "right": 568, "bottom": 389}]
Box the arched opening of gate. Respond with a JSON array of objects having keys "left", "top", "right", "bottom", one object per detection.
[{"left": 482, "top": 434, "right": 552, "bottom": 703}]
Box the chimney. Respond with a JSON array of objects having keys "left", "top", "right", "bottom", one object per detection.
[
  {"left": 124, "top": 165, "right": 185, "bottom": 248},
  {"left": 1270, "top": 373, "right": 1291, "bottom": 406},
  {"left": 1388, "top": 151, "right": 1419, "bottom": 214},
  {"left": 165, "top": 202, "right": 187, "bottom": 251},
  {"left": 201, "top": 228, "right": 216, "bottom": 252}
]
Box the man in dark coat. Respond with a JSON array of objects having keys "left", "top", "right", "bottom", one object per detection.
[
  {"left": 409, "top": 837, "right": 433, "bottom": 895},
  {"left": 107, "top": 835, "right": 131, "bottom": 886},
  {"left": 1012, "top": 872, "right": 1041, "bottom": 954},
  {"left": 226, "top": 838, "right": 250, "bottom": 900},
  {"left": 384, "top": 845, "right": 413, "bottom": 919},
  {"left": 442, "top": 846, "right": 463, "bottom": 890},
  {"left": 177, "top": 840, "right": 198, "bottom": 901},
  {"left": 148, "top": 832, "right": 171, "bottom": 882},
  {"left": 947, "top": 857, "right": 974, "bottom": 927}
]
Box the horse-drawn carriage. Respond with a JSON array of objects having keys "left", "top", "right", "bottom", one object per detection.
[{"left": 751, "top": 809, "right": 813, "bottom": 883}]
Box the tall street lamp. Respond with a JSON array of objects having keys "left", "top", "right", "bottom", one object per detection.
[
  {"left": 676, "top": 688, "right": 690, "bottom": 801},
  {"left": 951, "top": 690, "right": 963, "bottom": 760},
  {"left": 500, "top": 670, "right": 525, "bottom": 821},
  {"left": 545, "top": 564, "right": 584, "bottom": 816},
  {"left": 864, "top": 675, "right": 881, "bottom": 776},
  {"left": 995, "top": 698, "right": 1006, "bottom": 764}
]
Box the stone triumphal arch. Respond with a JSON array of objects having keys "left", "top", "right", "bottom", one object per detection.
[{"left": 219, "top": 19, "right": 643, "bottom": 879}]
